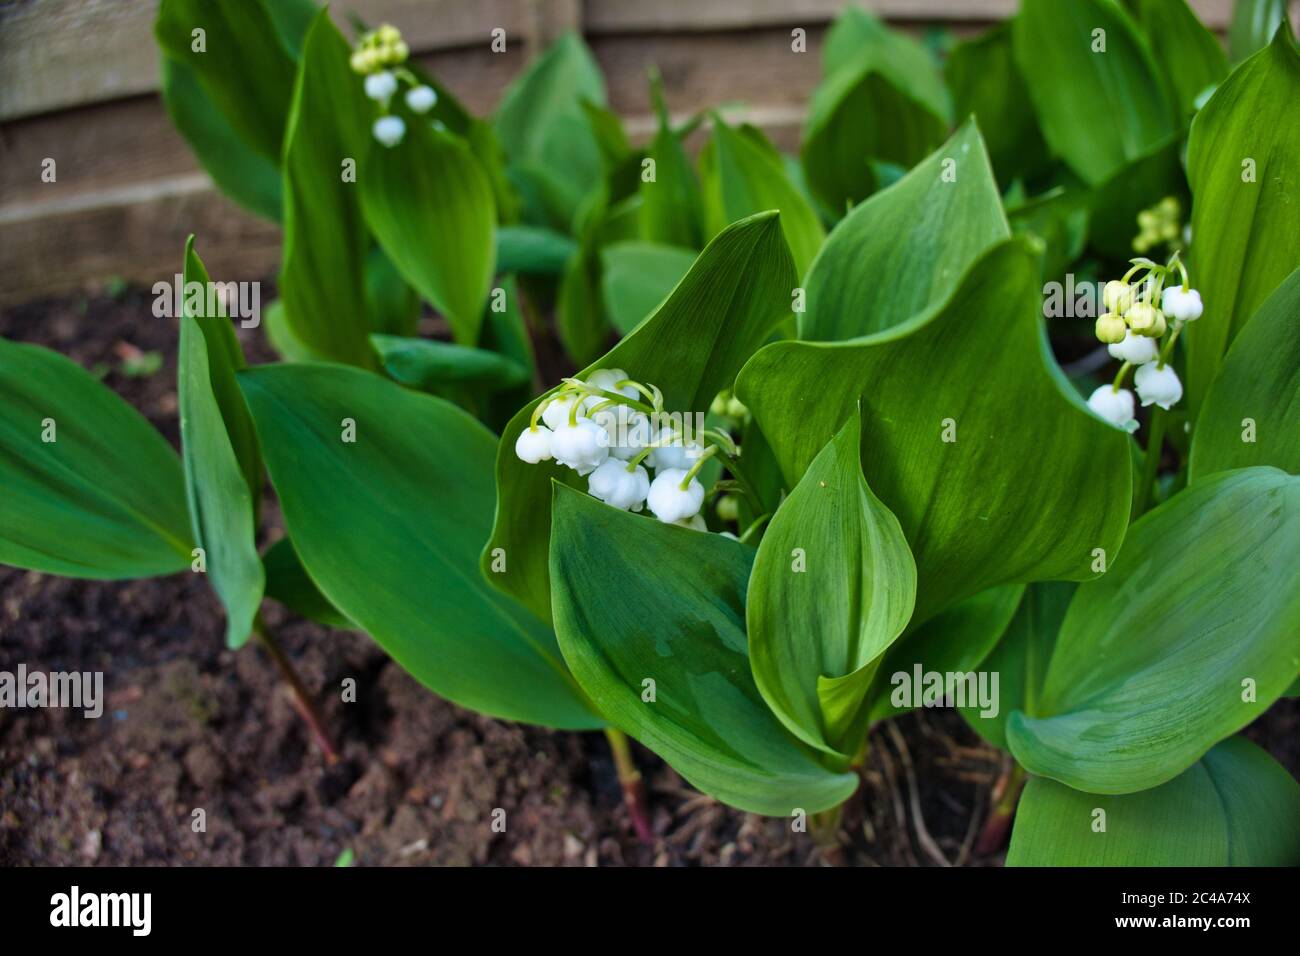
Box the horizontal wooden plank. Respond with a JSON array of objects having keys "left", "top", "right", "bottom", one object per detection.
[
  {"left": 0, "top": 0, "right": 535, "bottom": 121},
  {"left": 583, "top": 0, "right": 1240, "bottom": 33}
]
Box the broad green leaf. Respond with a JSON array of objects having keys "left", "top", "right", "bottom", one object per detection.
[
  {"left": 1008, "top": 737, "right": 1300, "bottom": 866},
  {"left": 944, "top": 23, "right": 1049, "bottom": 187},
  {"left": 1190, "top": 267, "right": 1300, "bottom": 480},
  {"left": 280, "top": 13, "right": 373, "bottom": 366},
  {"left": 866, "top": 583, "right": 1024, "bottom": 722},
  {"left": 178, "top": 239, "right": 263, "bottom": 649},
  {"left": 639, "top": 71, "right": 704, "bottom": 248},
  {"left": 155, "top": 0, "right": 296, "bottom": 162},
  {"left": 262, "top": 536, "right": 352, "bottom": 630},
  {"left": 1086, "top": 138, "right": 1185, "bottom": 261},
  {"left": 238, "top": 363, "right": 599, "bottom": 730},
  {"left": 1230, "top": 0, "right": 1289, "bottom": 61},
  {"left": 496, "top": 225, "right": 577, "bottom": 275},
  {"left": 550, "top": 484, "right": 858, "bottom": 815},
  {"left": 262, "top": 299, "right": 323, "bottom": 364},
  {"left": 600, "top": 241, "right": 698, "bottom": 336},
  {"left": 739, "top": 239, "right": 1132, "bottom": 624},
  {"left": 1138, "top": 0, "right": 1229, "bottom": 116},
  {"left": 1186, "top": 26, "right": 1300, "bottom": 414},
  {"left": 803, "top": 6, "right": 949, "bottom": 213},
  {"left": 160, "top": 56, "right": 281, "bottom": 222},
  {"left": 797, "top": 120, "right": 1008, "bottom": 342},
  {"left": 494, "top": 33, "right": 605, "bottom": 229},
  {"left": 748, "top": 409, "right": 916, "bottom": 758},
  {"left": 361, "top": 115, "right": 497, "bottom": 346},
  {"left": 1007, "top": 187, "right": 1089, "bottom": 283},
  {"left": 959, "top": 582, "right": 1074, "bottom": 750},
  {"left": 0, "top": 340, "right": 192, "bottom": 578},
  {"left": 1007, "top": 467, "right": 1300, "bottom": 794},
  {"left": 371, "top": 334, "right": 529, "bottom": 392},
  {"left": 365, "top": 247, "right": 419, "bottom": 338},
  {"left": 555, "top": 243, "right": 608, "bottom": 368},
  {"left": 486, "top": 212, "right": 798, "bottom": 622},
  {"left": 479, "top": 276, "right": 538, "bottom": 433},
  {"left": 701, "top": 119, "right": 825, "bottom": 279},
  {"left": 1014, "top": 0, "right": 1175, "bottom": 187}
]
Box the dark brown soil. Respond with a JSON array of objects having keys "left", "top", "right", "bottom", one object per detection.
[{"left": 2, "top": 283, "right": 1297, "bottom": 866}]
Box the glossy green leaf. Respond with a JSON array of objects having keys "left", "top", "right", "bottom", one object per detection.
[
  {"left": 238, "top": 362, "right": 599, "bottom": 730},
  {"left": 600, "top": 241, "right": 698, "bottom": 336},
  {"left": 945, "top": 23, "right": 1049, "bottom": 187},
  {"left": 866, "top": 584, "right": 1024, "bottom": 723},
  {"left": 748, "top": 409, "right": 916, "bottom": 758},
  {"left": 178, "top": 239, "right": 263, "bottom": 649},
  {"left": 701, "top": 119, "right": 825, "bottom": 279},
  {"left": 487, "top": 212, "right": 798, "bottom": 622},
  {"left": 555, "top": 242, "right": 608, "bottom": 368},
  {"left": 1014, "top": 0, "right": 1175, "bottom": 187},
  {"left": 550, "top": 484, "right": 858, "bottom": 814},
  {"left": 803, "top": 7, "right": 949, "bottom": 213},
  {"left": 1086, "top": 137, "right": 1185, "bottom": 261},
  {"left": 160, "top": 56, "right": 282, "bottom": 221},
  {"left": 155, "top": 0, "right": 296, "bottom": 162},
  {"left": 639, "top": 71, "right": 704, "bottom": 248},
  {"left": 1008, "top": 737, "right": 1300, "bottom": 866},
  {"left": 1186, "top": 26, "right": 1300, "bottom": 414},
  {"left": 1008, "top": 467, "right": 1300, "bottom": 794},
  {"left": 494, "top": 33, "right": 605, "bottom": 229},
  {"left": 797, "top": 120, "right": 1008, "bottom": 342},
  {"left": 959, "top": 582, "right": 1074, "bottom": 750},
  {"left": 1138, "top": 0, "right": 1229, "bottom": 116},
  {"left": 739, "top": 239, "right": 1132, "bottom": 624},
  {"left": 280, "top": 13, "right": 373, "bottom": 366},
  {"left": 496, "top": 225, "right": 577, "bottom": 275},
  {"left": 361, "top": 115, "right": 496, "bottom": 346},
  {"left": 262, "top": 536, "right": 352, "bottom": 630},
  {"left": 365, "top": 246, "right": 419, "bottom": 338},
  {"left": 1190, "top": 267, "right": 1300, "bottom": 480},
  {"left": 371, "top": 334, "right": 529, "bottom": 392},
  {"left": 0, "top": 340, "right": 192, "bottom": 578},
  {"left": 1230, "top": 0, "right": 1289, "bottom": 61}
]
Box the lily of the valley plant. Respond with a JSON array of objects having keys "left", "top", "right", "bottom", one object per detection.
[{"left": 2, "top": 0, "right": 1298, "bottom": 865}]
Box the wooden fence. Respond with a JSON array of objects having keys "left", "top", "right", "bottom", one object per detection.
[{"left": 0, "top": 0, "right": 1267, "bottom": 304}]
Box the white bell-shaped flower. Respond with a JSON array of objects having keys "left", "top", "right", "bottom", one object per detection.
[
  {"left": 541, "top": 394, "right": 584, "bottom": 430},
  {"left": 1135, "top": 362, "right": 1183, "bottom": 410},
  {"left": 585, "top": 368, "right": 637, "bottom": 399},
  {"left": 551, "top": 419, "right": 610, "bottom": 475},
  {"left": 405, "top": 85, "right": 437, "bottom": 114},
  {"left": 648, "top": 428, "right": 704, "bottom": 471},
  {"left": 372, "top": 115, "right": 406, "bottom": 147},
  {"left": 1086, "top": 385, "right": 1139, "bottom": 433},
  {"left": 589, "top": 405, "right": 650, "bottom": 459},
  {"left": 514, "top": 426, "right": 553, "bottom": 464},
  {"left": 364, "top": 70, "right": 398, "bottom": 102},
  {"left": 588, "top": 460, "right": 650, "bottom": 511},
  {"left": 1161, "top": 286, "right": 1203, "bottom": 322},
  {"left": 1107, "top": 330, "right": 1160, "bottom": 365},
  {"left": 647, "top": 468, "right": 705, "bottom": 523}
]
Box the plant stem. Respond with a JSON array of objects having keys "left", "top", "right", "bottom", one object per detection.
[
  {"left": 254, "top": 615, "right": 340, "bottom": 766},
  {"left": 1133, "top": 404, "right": 1167, "bottom": 519},
  {"left": 603, "top": 728, "right": 653, "bottom": 844},
  {"left": 974, "top": 759, "right": 1027, "bottom": 855}
]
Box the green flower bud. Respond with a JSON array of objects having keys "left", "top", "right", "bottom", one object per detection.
[
  {"left": 1103, "top": 281, "right": 1133, "bottom": 314},
  {"left": 377, "top": 24, "right": 401, "bottom": 44},
  {"left": 1095, "top": 313, "right": 1128, "bottom": 344},
  {"left": 709, "top": 392, "right": 730, "bottom": 416},
  {"left": 1127, "top": 302, "right": 1165, "bottom": 337},
  {"left": 725, "top": 396, "right": 748, "bottom": 419},
  {"left": 716, "top": 495, "right": 740, "bottom": 523}
]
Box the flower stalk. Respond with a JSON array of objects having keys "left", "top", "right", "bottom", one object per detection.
[
  {"left": 603, "top": 728, "right": 653, "bottom": 844},
  {"left": 254, "top": 614, "right": 340, "bottom": 766}
]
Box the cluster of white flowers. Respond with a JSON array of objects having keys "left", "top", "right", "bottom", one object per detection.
[
  {"left": 514, "top": 369, "right": 717, "bottom": 527},
  {"left": 349, "top": 24, "right": 438, "bottom": 148},
  {"left": 1087, "top": 257, "right": 1202, "bottom": 432}
]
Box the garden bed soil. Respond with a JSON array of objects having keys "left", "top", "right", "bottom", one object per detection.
[{"left": 2, "top": 284, "right": 1297, "bottom": 866}]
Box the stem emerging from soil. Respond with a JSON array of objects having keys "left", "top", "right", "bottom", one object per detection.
[
  {"left": 975, "top": 759, "right": 1027, "bottom": 855},
  {"left": 254, "top": 615, "right": 340, "bottom": 766},
  {"left": 603, "top": 727, "right": 653, "bottom": 844}
]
